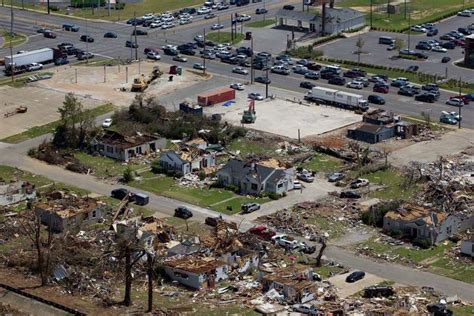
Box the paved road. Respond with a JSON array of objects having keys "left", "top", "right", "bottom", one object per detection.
[
  {"left": 326, "top": 246, "right": 474, "bottom": 303},
  {"left": 320, "top": 14, "right": 474, "bottom": 82}
]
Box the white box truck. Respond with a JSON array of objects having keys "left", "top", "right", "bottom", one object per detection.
[
  {"left": 306, "top": 86, "right": 369, "bottom": 111},
  {"left": 4, "top": 48, "right": 54, "bottom": 75}
]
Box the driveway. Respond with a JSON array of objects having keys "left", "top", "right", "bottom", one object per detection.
[{"left": 329, "top": 271, "right": 386, "bottom": 299}]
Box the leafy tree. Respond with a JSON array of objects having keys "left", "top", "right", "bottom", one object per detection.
[
  {"left": 394, "top": 37, "right": 405, "bottom": 56},
  {"left": 122, "top": 167, "right": 134, "bottom": 183}
]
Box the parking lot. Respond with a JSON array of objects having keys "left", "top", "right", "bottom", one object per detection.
[
  {"left": 321, "top": 14, "right": 474, "bottom": 82},
  {"left": 204, "top": 90, "right": 361, "bottom": 139},
  {"left": 329, "top": 271, "right": 387, "bottom": 299}
]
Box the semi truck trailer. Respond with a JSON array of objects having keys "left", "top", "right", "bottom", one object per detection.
[
  {"left": 4, "top": 48, "right": 54, "bottom": 76},
  {"left": 305, "top": 86, "right": 369, "bottom": 111}
]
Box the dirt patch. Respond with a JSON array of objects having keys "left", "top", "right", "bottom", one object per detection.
[{"left": 35, "top": 61, "right": 206, "bottom": 107}]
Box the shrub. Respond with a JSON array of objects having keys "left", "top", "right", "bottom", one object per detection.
[
  {"left": 386, "top": 229, "right": 404, "bottom": 239},
  {"left": 226, "top": 205, "right": 233, "bottom": 212},
  {"left": 174, "top": 172, "right": 183, "bottom": 179},
  {"left": 413, "top": 238, "right": 432, "bottom": 249},
  {"left": 122, "top": 167, "right": 134, "bottom": 183},
  {"left": 268, "top": 192, "right": 281, "bottom": 200},
  {"left": 115, "top": 2, "right": 125, "bottom": 9},
  {"left": 225, "top": 184, "right": 240, "bottom": 194},
  {"left": 198, "top": 171, "right": 206, "bottom": 181},
  {"left": 151, "top": 161, "right": 165, "bottom": 174}
]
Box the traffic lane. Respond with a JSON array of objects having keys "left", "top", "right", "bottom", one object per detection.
[{"left": 321, "top": 30, "right": 473, "bottom": 82}]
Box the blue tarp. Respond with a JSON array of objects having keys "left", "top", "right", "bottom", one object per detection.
[{"left": 222, "top": 101, "right": 235, "bottom": 107}]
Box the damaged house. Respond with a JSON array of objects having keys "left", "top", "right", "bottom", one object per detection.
[
  {"left": 91, "top": 130, "right": 166, "bottom": 162},
  {"left": 0, "top": 181, "right": 36, "bottom": 206},
  {"left": 158, "top": 148, "right": 216, "bottom": 175},
  {"left": 35, "top": 196, "right": 106, "bottom": 233},
  {"left": 216, "top": 159, "right": 295, "bottom": 195},
  {"left": 259, "top": 265, "right": 316, "bottom": 304},
  {"left": 383, "top": 204, "right": 472, "bottom": 245},
  {"left": 219, "top": 247, "right": 260, "bottom": 274},
  {"left": 164, "top": 256, "right": 229, "bottom": 290}
]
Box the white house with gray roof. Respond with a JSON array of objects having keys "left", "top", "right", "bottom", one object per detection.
[{"left": 216, "top": 159, "right": 294, "bottom": 195}]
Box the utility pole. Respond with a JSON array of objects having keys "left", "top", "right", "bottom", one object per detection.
[
  {"left": 47, "top": 0, "right": 50, "bottom": 14},
  {"left": 407, "top": 5, "right": 411, "bottom": 51},
  {"left": 458, "top": 76, "right": 462, "bottom": 129},
  {"left": 134, "top": 11, "right": 138, "bottom": 60},
  {"left": 203, "top": 28, "right": 206, "bottom": 75},
  {"left": 263, "top": 0, "right": 266, "bottom": 21},
  {"left": 9, "top": 4, "right": 14, "bottom": 83},
  {"left": 230, "top": 14, "right": 234, "bottom": 41},
  {"left": 370, "top": 0, "right": 373, "bottom": 29},
  {"left": 265, "top": 67, "right": 269, "bottom": 98},
  {"left": 85, "top": 6, "right": 89, "bottom": 64},
  {"left": 250, "top": 35, "right": 254, "bottom": 84}
]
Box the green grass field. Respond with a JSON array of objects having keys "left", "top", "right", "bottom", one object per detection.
[
  {"left": 339, "top": 0, "right": 474, "bottom": 31},
  {"left": 0, "top": 103, "right": 116, "bottom": 144},
  {"left": 246, "top": 19, "right": 275, "bottom": 28},
  {"left": 74, "top": 152, "right": 144, "bottom": 178},
  {"left": 364, "top": 169, "right": 418, "bottom": 200},
  {"left": 228, "top": 138, "right": 277, "bottom": 157},
  {"left": 206, "top": 32, "right": 244, "bottom": 44},
  {"left": 1, "top": 30, "right": 27, "bottom": 48},
  {"left": 299, "top": 153, "right": 343, "bottom": 173}
]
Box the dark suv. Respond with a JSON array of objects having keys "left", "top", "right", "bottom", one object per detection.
[
  {"left": 415, "top": 93, "right": 436, "bottom": 103},
  {"left": 328, "top": 76, "right": 346, "bottom": 86},
  {"left": 174, "top": 207, "right": 193, "bottom": 219},
  {"left": 80, "top": 35, "right": 94, "bottom": 42}
]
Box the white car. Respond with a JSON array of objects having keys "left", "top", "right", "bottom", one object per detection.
[
  {"left": 146, "top": 51, "right": 161, "bottom": 60},
  {"left": 197, "top": 7, "right": 211, "bottom": 15},
  {"left": 142, "top": 13, "right": 155, "bottom": 20},
  {"left": 193, "top": 63, "right": 206, "bottom": 70},
  {"left": 411, "top": 25, "right": 427, "bottom": 32},
  {"left": 27, "top": 62, "right": 43, "bottom": 71},
  {"left": 350, "top": 178, "right": 369, "bottom": 188},
  {"left": 347, "top": 80, "right": 364, "bottom": 89},
  {"left": 211, "top": 23, "right": 224, "bottom": 30},
  {"left": 236, "top": 14, "right": 251, "bottom": 22},
  {"left": 162, "top": 44, "right": 177, "bottom": 50},
  {"left": 179, "top": 19, "right": 192, "bottom": 25},
  {"left": 161, "top": 22, "right": 175, "bottom": 29},
  {"left": 230, "top": 83, "right": 245, "bottom": 90},
  {"left": 248, "top": 92, "right": 264, "bottom": 100},
  {"left": 232, "top": 67, "right": 248, "bottom": 75},
  {"left": 292, "top": 304, "right": 318, "bottom": 315},
  {"left": 431, "top": 46, "right": 447, "bottom": 53},
  {"left": 293, "top": 180, "right": 302, "bottom": 190},
  {"left": 102, "top": 118, "right": 112, "bottom": 128},
  {"left": 458, "top": 10, "right": 472, "bottom": 17},
  {"left": 161, "top": 15, "right": 174, "bottom": 22},
  {"left": 446, "top": 98, "right": 464, "bottom": 106},
  {"left": 150, "top": 21, "right": 163, "bottom": 28}
]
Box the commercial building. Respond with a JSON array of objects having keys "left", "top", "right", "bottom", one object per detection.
[{"left": 464, "top": 34, "right": 474, "bottom": 67}]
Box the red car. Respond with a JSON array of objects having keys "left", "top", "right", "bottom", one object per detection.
[
  {"left": 373, "top": 86, "right": 389, "bottom": 94},
  {"left": 248, "top": 225, "right": 276, "bottom": 240},
  {"left": 143, "top": 47, "right": 159, "bottom": 54},
  {"left": 450, "top": 95, "right": 470, "bottom": 104},
  {"left": 453, "top": 39, "right": 465, "bottom": 47},
  {"left": 44, "top": 31, "right": 57, "bottom": 39}
]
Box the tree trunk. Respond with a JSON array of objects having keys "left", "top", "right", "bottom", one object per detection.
[
  {"left": 315, "top": 238, "right": 327, "bottom": 267},
  {"left": 124, "top": 247, "right": 132, "bottom": 306},
  {"left": 147, "top": 253, "right": 153, "bottom": 312},
  {"left": 34, "top": 217, "right": 45, "bottom": 285}
]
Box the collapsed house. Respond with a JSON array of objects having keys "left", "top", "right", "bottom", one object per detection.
[
  {"left": 259, "top": 265, "right": 316, "bottom": 304},
  {"left": 35, "top": 195, "right": 106, "bottom": 233},
  {"left": 0, "top": 181, "right": 36, "bottom": 206},
  {"left": 164, "top": 256, "right": 229, "bottom": 290},
  {"left": 460, "top": 235, "right": 474, "bottom": 257},
  {"left": 216, "top": 159, "right": 295, "bottom": 195},
  {"left": 383, "top": 204, "right": 473, "bottom": 245},
  {"left": 91, "top": 130, "right": 166, "bottom": 162},
  {"left": 158, "top": 149, "right": 216, "bottom": 175}
]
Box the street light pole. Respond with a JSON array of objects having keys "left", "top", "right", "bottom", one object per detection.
[
  {"left": 407, "top": 5, "right": 411, "bottom": 51},
  {"left": 458, "top": 76, "right": 462, "bottom": 129},
  {"left": 250, "top": 36, "right": 254, "bottom": 84},
  {"left": 203, "top": 28, "right": 206, "bottom": 75},
  {"left": 9, "top": 3, "right": 14, "bottom": 83},
  {"left": 370, "top": 0, "right": 373, "bottom": 29},
  {"left": 265, "top": 67, "right": 269, "bottom": 98},
  {"left": 134, "top": 11, "right": 138, "bottom": 60}
]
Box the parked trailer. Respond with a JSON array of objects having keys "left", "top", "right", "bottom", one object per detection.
[
  {"left": 5, "top": 48, "right": 54, "bottom": 67},
  {"left": 198, "top": 87, "right": 235, "bottom": 106},
  {"left": 306, "top": 86, "right": 369, "bottom": 111}
]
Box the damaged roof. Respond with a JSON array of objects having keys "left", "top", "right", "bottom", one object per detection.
[
  {"left": 385, "top": 204, "right": 449, "bottom": 226},
  {"left": 36, "top": 197, "right": 104, "bottom": 219},
  {"left": 165, "top": 256, "right": 226, "bottom": 274},
  {"left": 219, "top": 159, "right": 289, "bottom": 185},
  {"left": 262, "top": 265, "right": 315, "bottom": 291},
  {"left": 93, "top": 130, "right": 159, "bottom": 149}
]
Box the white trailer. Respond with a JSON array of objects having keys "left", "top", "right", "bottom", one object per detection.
[
  {"left": 307, "top": 86, "right": 369, "bottom": 111},
  {"left": 4, "top": 48, "right": 54, "bottom": 68}
]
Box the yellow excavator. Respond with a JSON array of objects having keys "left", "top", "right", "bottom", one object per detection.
[{"left": 131, "top": 66, "right": 163, "bottom": 92}]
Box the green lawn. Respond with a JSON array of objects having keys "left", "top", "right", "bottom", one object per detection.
[
  {"left": 131, "top": 173, "right": 269, "bottom": 215},
  {"left": 361, "top": 238, "right": 474, "bottom": 283},
  {"left": 339, "top": 0, "right": 474, "bottom": 31},
  {"left": 206, "top": 32, "right": 244, "bottom": 45},
  {"left": 314, "top": 265, "right": 345, "bottom": 278},
  {"left": 0, "top": 165, "right": 89, "bottom": 196},
  {"left": 228, "top": 138, "right": 277, "bottom": 157},
  {"left": 363, "top": 169, "right": 418, "bottom": 200},
  {"left": 0, "top": 71, "right": 54, "bottom": 88},
  {"left": 300, "top": 153, "right": 342, "bottom": 173},
  {"left": 74, "top": 152, "right": 143, "bottom": 178},
  {"left": 304, "top": 216, "right": 346, "bottom": 239},
  {"left": 0, "top": 103, "right": 116, "bottom": 144},
  {"left": 449, "top": 305, "right": 474, "bottom": 316},
  {"left": 245, "top": 19, "right": 275, "bottom": 28},
  {"left": 1, "top": 30, "right": 27, "bottom": 48}
]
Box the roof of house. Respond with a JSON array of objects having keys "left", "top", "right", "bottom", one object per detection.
[
  {"left": 262, "top": 265, "right": 314, "bottom": 291},
  {"left": 165, "top": 256, "right": 226, "bottom": 274},
  {"left": 168, "top": 240, "right": 202, "bottom": 256},
  {"left": 325, "top": 7, "right": 365, "bottom": 21},
  {"left": 275, "top": 8, "right": 319, "bottom": 22},
  {"left": 36, "top": 197, "right": 103, "bottom": 219},
  {"left": 354, "top": 123, "right": 392, "bottom": 134},
  {"left": 218, "top": 159, "right": 288, "bottom": 185},
  {"left": 385, "top": 204, "right": 449, "bottom": 226},
  {"left": 94, "top": 130, "right": 159, "bottom": 149},
  {"left": 363, "top": 109, "right": 394, "bottom": 123}
]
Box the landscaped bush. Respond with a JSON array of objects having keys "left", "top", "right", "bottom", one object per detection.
[
  {"left": 413, "top": 238, "right": 432, "bottom": 249},
  {"left": 268, "top": 192, "right": 281, "bottom": 200},
  {"left": 225, "top": 184, "right": 240, "bottom": 194},
  {"left": 151, "top": 161, "right": 165, "bottom": 174},
  {"left": 287, "top": 47, "right": 324, "bottom": 60},
  {"left": 198, "top": 171, "right": 206, "bottom": 181}
]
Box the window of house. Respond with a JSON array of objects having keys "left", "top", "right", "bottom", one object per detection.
[
  {"left": 277, "top": 182, "right": 283, "bottom": 188},
  {"left": 92, "top": 210, "right": 97, "bottom": 218},
  {"left": 106, "top": 146, "right": 113, "bottom": 153},
  {"left": 446, "top": 226, "right": 452, "bottom": 234}
]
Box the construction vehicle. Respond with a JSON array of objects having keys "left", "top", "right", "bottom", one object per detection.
[
  {"left": 130, "top": 66, "right": 163, "bottom": 92},
  {"left": 241, "top": 99, "right": 256, "bottom": 123}
]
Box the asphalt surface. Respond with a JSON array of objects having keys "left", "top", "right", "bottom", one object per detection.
[{"left": 321, "top": 14, "right": 474, "bottom": 82}]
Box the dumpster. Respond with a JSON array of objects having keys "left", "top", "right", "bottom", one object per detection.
[
  {"left": 197, "top": 87, "right": 236, "bottom": 106},
  {"left": 177, "top": 66, "right": 182, "bottom": 75},
  {"left": 169, "top": 65, "right": 177, "bottom": 74}
]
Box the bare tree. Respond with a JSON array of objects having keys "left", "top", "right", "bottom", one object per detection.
[
  {"left": 315, "top": 236, "right": 327, "bottom": 267},
  {"left": 355, "top": 35, "right": 365, "bottom": 64},
  {"left": 394, "top": 37, "right": 405, "bottom": 56}
]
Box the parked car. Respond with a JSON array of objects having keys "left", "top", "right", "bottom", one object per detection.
[
  {"left": 27, "top": 62, "right": 43, "bottom": 71},
  {"left": 304, "top": 71, "right": 319, "bottom": 80},
  {"left": 398, "top": 86, "right": 416, "bottom": 96},
  {"left": 174, "top": 206, "right": 193, "bottom": 219},
  {"left": 204, "top": 13, "right": 216, "bottom": 19},
  {"left": 80, "top": 35, "right": 94, "bottom": 42},
  {"left": 241, "top": 202, "right": 261, "bottom": 214},
  {"left": 232, "top": 66, "right": 248, "bottom": 75},
  {"left": 407, "top": 65, "right": 419, "bottom": 72},
  {"left": 368, "top": 95, "right": 385, "bottom": 104},
  {"left": 297, "top": 172, "right": 314, "bottom": 183},
  {"left": 441, "top": 56, "right": 451, "bottom": 63},
  {"left": 255, "top": 76, "right": 271, "bottom": 84},
  {"left": 300, "top": 81, "right": 315, "bottom": 89},
  {"left": 292, "top": 304, "right": 318, "bottom": 315},
  {"left": 44, "top": 31, "right": 57, "bottom": 38},
  {"left": 102, "top": 118, "right": 113, "bottom": 128},
  {"left": 328, "top": 76, "right": 345, "bottom": 86},
  {"left": 350, "top": 178, "right": 369, "bottom": 188},
  {"left": 54, "top": 58, "right": 69, "bottom": 66},
  {"left": 210, "top": 23, "right": 224, "bottom": 30},
  {"left": 205, "top": 216, "right": 224, "bottom": 227},
  {"left": 415, "top": 93, "right": 436, "bottom": 103},
  {"left": 111, "top": 188, "right": 133, "bottom": 200},
  {"left": 249, "top": 225, "right": 276, "bottom": 240},
  {"left": 77, "top": 52, "right": 94, "bottom": 60},
  {"left": 340, "top": 191, "right": 361, "bottom": 199},
  {"left": 248, "top": 92, "right": 264, "bottom": 100},
  {"left": 293, "top": 180, "right": 302, "bottom": 190},
  {"left": 125, "top": 40, "right": 139, "bottom": 48},
  {"left": 132, "top": 192, "right": 148, "bottom": 205},
  {"left": 446, "top": 98, "right": 464, "bottom": 106},
  {"left": 328, "top": 172, "right": 344, "bottom": 182},
  {"left": 373, "top": 85, "right": 389, "bottom": 94},
  {"left": 347, "top": 80, "right": 364, "bottom": 89},
  {"left": 172, "top": 55, "right": 187, "bottom": 62},
  {"left": 346, "top": 271, "right": 366, "bottom": 283},
  {"left": 164, "top": 48, "right": 179, "bottom": 56},
  {"left": 255, "top": 8, "right": 268, "bottom": 14},
  {"left": 193, "top": 63, "right": 206, "bottom": 70},
  {"left": 146, "top": 51, "right": 161, "bottom": 60},
  {"left": 230, "top": 83, "right": 245, "bottom": 90},
  {"left": 440, "top": 116, "right": 458, "bottom": 125},
  {"left": 104, "top": 32, "right": 117, "bottom": 38}
]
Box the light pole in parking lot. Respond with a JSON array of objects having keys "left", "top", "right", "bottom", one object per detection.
[
  {"left": 370, "top": 0, "right": 373, "bottom": 29},
  {"left": 407, "top": 4, "right": 411, "bottom": 51},
  {"left": 458, "top": 76, "right": 462, "bottom": 129},
  {"left": 265, "top": 67, "right": 269, "bottom": 98},
  {"left": 9, "top": 3, "right": 14, "bottom": 83},
  {"left": 134, "top": 11, "right": 138, "bottom": 60},
  {"left": 203, "top": 28, "right": 207, "bottom": 75}
]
